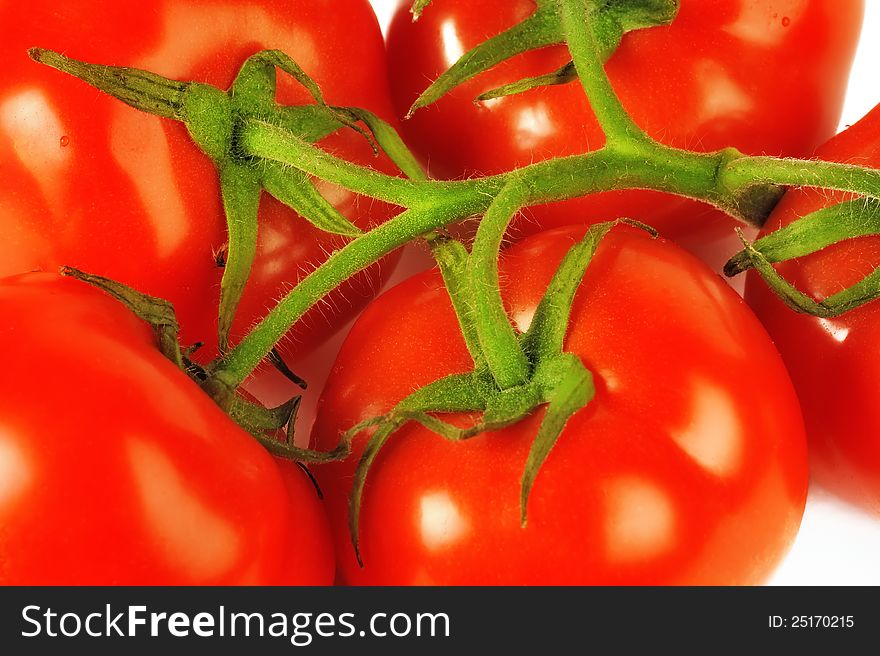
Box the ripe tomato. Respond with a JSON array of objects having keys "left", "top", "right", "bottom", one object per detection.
[
  {"left": 274, "top": 458, "right": 335, "bottom": 583},
  {"left": 385, "top": 0, "right": 863, "bottom": 251},
  {"left": 744, "top": 104, "right": 880, "bottom": 513},
  {"left": 311, "top": 225, "right": 808, "bottom": 585},
  {"left": 0, "top": 0, "right": 400, "bottom": 361},
  {"left": 0, "top": 273, "right": 334, "bottom": 585}
]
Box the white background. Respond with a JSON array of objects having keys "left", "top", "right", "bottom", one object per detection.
[{"left": 361, "top": 0, "right": 880, "bottom": 585}]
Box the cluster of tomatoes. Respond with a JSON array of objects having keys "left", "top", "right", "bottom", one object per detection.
[{"left": 0, "top": 0, "right": 877, "bottom": 585}]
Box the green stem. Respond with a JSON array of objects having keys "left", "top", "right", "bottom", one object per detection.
[
  {"left": 211, "top": 204, "right": 475, "bottom": 389},
  {"left": 558, "top": 0, "right": 650, "bottom": 146},
  {"left": 217, "top": 121, "right": 880, "bottom": 391},
  {"left": 210, "top": 144, "right": 791, "bottom": 389},
  {"left": 721, "top": 156, "right": 880, "bottom": 200},
  {"left": 239, "top": 119, "right": 452, "bottom": 208},
  {"left": 426, "top": 234, "right": 486, "bottom": 368},
  {"left": 470, "top": 181, "right": 532, "bottom": 389},
  {"left": 241, "top": 116, "right": 789, "bottom": 226}
]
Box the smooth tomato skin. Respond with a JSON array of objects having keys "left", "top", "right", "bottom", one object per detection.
[
  {"left": 273, "top": 458, "right": 336, "bottom": 585},
  {"left": 744, "top": 104, "right": 880, "bottom": 513},
  {"left": 311, "top": 226, "right": 808, "bottom": 585},
  {"left": 386, "top": 0, "right": 863, "bottom": 246},
  {"left": 0, "top": 0, "right": 400, "bottom": 360},
  {"left": 0, "top": 274, "right": 334, "bottom": 585}
]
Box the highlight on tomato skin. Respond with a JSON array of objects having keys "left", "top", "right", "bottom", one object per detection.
[
  {"left": 310, "top": 224, "right": 809, "bottom": 585},
  {"left": 0, "top": 273, "right": 335, "bottom": 585},
  {"left": 385, "top": 0, "right": 864, "bottom": 253},
  {"left": 0, "top": 0, "right": 402, "bottom": 363},
  {"left": 744, "top": 103, "right": 880, "bottom": 515}
]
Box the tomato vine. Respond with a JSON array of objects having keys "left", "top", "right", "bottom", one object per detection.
[{"left": 26, "top": 0, "right": 880, "bottom": 560}]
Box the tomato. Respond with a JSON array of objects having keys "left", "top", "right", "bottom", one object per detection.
[
  {"left": 274, "top": 458, "right": 336, "bottom": 583},
  {"left": 0, "top": 273, "right": 334, "bottom": 585},
  {"left": 0, "top": 0, "right": 400, "bottom": 362},
  {"left": 744, "top": 104, "right": 880, "bottom": 513},
  {"left": 385, "top": 0, "right": 863, "bottom": 254},
  {"left": 311, "top": 225, "right": 808, "bottom": 585}
]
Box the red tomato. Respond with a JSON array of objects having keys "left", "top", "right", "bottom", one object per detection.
[
  {"left": 385, "top": 0, "right": 863, "bottom": 251},
  {"left": 311, "top": 225, "right": 808, "bottom": 585},
  {"left": 0, "top": 0, "right": 400, "bottom": 361},
  {"left": 0, "top": 273, "right": 334, "bottom": 585},
  {"left": 744, "top": 104, "right": 880, "bottom": 513},
  {"left": 274, "top": 458, "right": 335, "bottom": 583}
]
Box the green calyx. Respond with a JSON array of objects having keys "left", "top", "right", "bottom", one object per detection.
[
  {"left": 28, "top": 48, "right": 189, "bottom": 119},
  {"left": 407, "top": 0, "right": 679, "bottom": 114},
  {"left": 28, "top": 47, "right": 403, "bottom": 359},
  {"left": 344, "top": 220, "right": 649, "bottom": 566},
  {"left": 725, "top": 198, "right": 880, "bottom": 317},
  {"left": 59, "top": 267, "right": 307, "bottom": 444},
  {"left": 476, "top": 61, "right": 578, "bottom": 102},
  {"left": 60, "top": 267, "right": 189, "bottom": 370}
]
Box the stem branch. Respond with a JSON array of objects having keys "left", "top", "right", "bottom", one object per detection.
[
  {"left": 215, "top": 130, "right": 880, "bottom": 389},
  {"left": 721, "top": 156, "right": 880, "bottom": 200},
  {"left": 240, "top": 119, "right": 481, "bottom": 208},
  {"left": 212, "top": 203, "right": 475, "bottom": 388}
]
